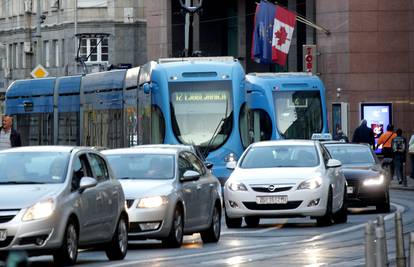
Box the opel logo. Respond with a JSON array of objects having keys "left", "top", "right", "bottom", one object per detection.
[{"left": 268, "top": 185, "right": 276, "bottom": 192}]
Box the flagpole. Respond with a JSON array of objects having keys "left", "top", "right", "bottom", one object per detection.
[{"left": 256, "top": 1, "right": 330, "bottom": 36}]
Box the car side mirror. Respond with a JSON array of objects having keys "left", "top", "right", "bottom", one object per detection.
[
  {"left": 226, "top": 161, "right": 237, "bottom": 170},
  {"left": 180, "top": 170, "right": 200, "bottom": 182},
  {"left": 204, "top": 162, "right": 214, "bottom": 170},
  {"left": 326, "top": 159, "right": 341, "bottom": 168},
  {"left": 79, "top": 177, "right": 98, "bottom": 193}
]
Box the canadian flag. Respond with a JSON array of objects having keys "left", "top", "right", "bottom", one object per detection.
[{"left": 271, "top": 6, "right": 296, "bottom": 66}]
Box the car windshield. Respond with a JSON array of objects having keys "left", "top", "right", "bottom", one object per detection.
[
  {"left": 0, "top": 152, "right": 69, "bottom": 184},
  {"left": 325, "top": 144, "right": 375, "bottom": 166},
  {"left": 240, "top": 145, "right": 319, "bottom": 168},
  {"left": 106, "top": 153, "right": 175, "bottom": 180}
]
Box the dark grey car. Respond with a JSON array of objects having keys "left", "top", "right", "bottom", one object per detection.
[
  {"left": 324, "top": 142, "right": 390, "bottom": 212},
  {"left": 0, "top": 146, "right": 128, "bottom": 266}
]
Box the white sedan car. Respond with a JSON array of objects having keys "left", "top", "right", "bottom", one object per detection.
[{"left": 224, "top": 140, "right": 347, "bottom": 227}]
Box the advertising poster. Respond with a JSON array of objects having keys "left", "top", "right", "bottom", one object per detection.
[{"left": 361, "top": 103, "right": 392, "bottom": 154}]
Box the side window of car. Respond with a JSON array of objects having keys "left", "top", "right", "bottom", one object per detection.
[
  {"left": 88, "top": 153, "right": 110, "bottom": 183},
  {"left": 185, "top": 152, "right": 206, "bottom": 175},
  {"left": 71, "top": 154, "right": 92, "bottom": 191},
  {"left": 178, "top": 154, "right": 192, "bottom": 178},
  {"left": 319, "top": 144, "right": 331, "bottom": 166}
]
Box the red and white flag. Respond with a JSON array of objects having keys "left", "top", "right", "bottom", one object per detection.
[{"left": 271, "top": 6, "right": 296, "bottom": 66}]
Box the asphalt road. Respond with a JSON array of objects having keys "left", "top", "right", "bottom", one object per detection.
[{"left": 23, "top": 189, "right": 414, "bottom": 267}]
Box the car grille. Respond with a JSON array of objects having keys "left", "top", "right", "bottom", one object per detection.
[
  {"left": 250, "top": 186, "right": 293, "bottom": 193},
  {"left": 243, "top": 201, "right": 302, "bottom": 210},
  {"left": 126, "top": 199, "right": 135, "bottom": 209},
  {"left": 0, "top": 209, "right": 20, "bottom": 224},
  {"left": 0, "top": 237, "right": 14, "bottom": 248}
]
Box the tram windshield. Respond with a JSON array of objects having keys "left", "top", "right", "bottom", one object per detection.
[
  {"left": 169, "top": 80, "right": 233, "bottom": 152},
  {"left": 273, "top": 90, "right": 322, "bottom": 139}
]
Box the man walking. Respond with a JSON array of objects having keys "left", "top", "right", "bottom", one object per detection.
[
  {"left": 352, "top": 119, "right": 375, "bottom": 149},
  {"left": 392, "top": 129, "right": 407, "bottom": 185},
  {"left": 0, "top": 115, "right": 22, "bottom": 150}
]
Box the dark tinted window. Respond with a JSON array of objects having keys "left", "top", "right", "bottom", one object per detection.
[
  {"left": 324, "top": 144, "right": 375, "bottom": 166},
  {"left": 89, "top": 153, "right": 110, "bottom": 182}
]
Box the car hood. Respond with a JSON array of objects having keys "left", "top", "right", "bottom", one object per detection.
[
  {"left": 119, "top": 179, "right": 173, "bottom": 199},
  {"left": 342, "top": 168, "right": 382, "bottom": 180},
  {"left": 0, "top": 184, "right": 63, "bottom": 209},
  {"left": 230, "top": 167, "right": 321, "bottom": 185}
]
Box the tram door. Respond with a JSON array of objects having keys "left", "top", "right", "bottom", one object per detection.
[
  {"left": 81, "top": 70, "right": 126, "bottom": 148},
  {"left": 56, "top": 76, "right": 81, "bottom": 145},
  {"left": 124, "top": 67, "right": 140, "bottom": 147}
]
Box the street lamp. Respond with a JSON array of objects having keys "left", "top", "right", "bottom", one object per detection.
[{"left": 178, "top": 0, "right": 203, "bottom": 57}]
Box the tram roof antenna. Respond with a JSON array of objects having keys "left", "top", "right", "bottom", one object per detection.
[{"left": 75, "top": 33, "right": 111, "bottom": 75}]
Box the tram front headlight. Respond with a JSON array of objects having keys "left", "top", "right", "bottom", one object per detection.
[{"left": 224, "top": 153, "right": 237, "bottom": 163}]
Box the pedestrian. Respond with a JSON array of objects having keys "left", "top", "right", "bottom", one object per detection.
[
  {"left": 0, "top": 115, "right": 21, "bottom": 150},
  {"left": 409, "top": 133, "right": 414, "bottom": 179},
  {"left": 391, "top": 128, "right": 407, "bottom": 185},
  {"left": 333, "top": 129, "right": 349, "bottom": 142},
  {"left": 352, "top": 119, "right": 375, "bottom": 149},
  {"left": 376, "top": 124, "right": 396, "bottom": 158}
]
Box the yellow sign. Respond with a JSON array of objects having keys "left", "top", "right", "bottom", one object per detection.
[{"left": 31, "top": 64, "right": 49, "bottom": 79}]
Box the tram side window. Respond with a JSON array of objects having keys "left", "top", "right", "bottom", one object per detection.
[
  {"left": 151, "top": 105, "right": 165, "bottom": 144},
  {"left": 239, "top": 103, "right": 250, "bottom": 149},
  {"left": 246, "top": 109, "right": 272, "bottom": 144}
]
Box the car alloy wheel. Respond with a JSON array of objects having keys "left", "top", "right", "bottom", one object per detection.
[
  {"left": 201, "top": 204, "right": 221, "bottom": 243},
  {"left": 53, "top": 219, "right": 78, "bottom": 266},
  {"left": 106, "top": 216, "right": 128, "bottom": 260},
  {"left": 163, "top": 206, "right": 184, "bottom": 248}
]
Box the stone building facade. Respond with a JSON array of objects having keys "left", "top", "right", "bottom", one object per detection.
[{"left": 0, "top": 0, "right": 147, "bottom": 95}]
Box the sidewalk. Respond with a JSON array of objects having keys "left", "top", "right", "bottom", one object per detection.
[{"left": 389, "top": 175, "right": 414, "bottom": 191}]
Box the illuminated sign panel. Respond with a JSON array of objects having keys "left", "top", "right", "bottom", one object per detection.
[{"left": 173, "top": 91, "right": 227, "bottom": 102}]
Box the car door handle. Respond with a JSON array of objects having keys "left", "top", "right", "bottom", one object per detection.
[{"left": 196, "top": 185, "right": 202, "bottom": 190}]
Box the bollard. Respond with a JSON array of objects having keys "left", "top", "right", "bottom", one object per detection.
[
  {"left": 376, "top": 226, "right": 388, "bottom": 267},
  {"left": 377, "top": 215, "right": 389, "bottom": 266},
  {"left": 395, "top": 212, "right": 406, "bottom": 267},
  {"left": 410, "top": 232, "right": 414, "bottom": 267},
  {"left": 365, "top": 221, "right": 376, "bottom": 267}
]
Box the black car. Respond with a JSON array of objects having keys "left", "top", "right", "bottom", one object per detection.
[{"left": 323, "top": 142, "right": 390, "bottom": 212}]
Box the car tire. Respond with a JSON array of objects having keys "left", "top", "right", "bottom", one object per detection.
[
  {"left": 316, "top": 187, "right": 334, "bottom": 227},
  {"left": 333, "top": 186, "right": 348, "bottom": 224},
  {"left": 376, "top": 190, "right": 390, "bottom": 213},
  {"left": 244, "top": 217, "right": 260, "bottom": 228},
  {"left": 162, "top": 206, "right": 184, "bottom": 248},
  {"left": 53, "top": 219, "right": 78, "bottom": 266},
  {"left": 105, "top": 215, "right": 128, "bottom": 261},
  {"left": 225, "top": 211, "right": 242, "bottom": 228},
  {"left": 200, "top": 203, "right": 221, "bottom": 243}
]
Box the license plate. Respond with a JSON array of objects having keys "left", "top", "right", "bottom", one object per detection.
[
  {"left": 347, "top": 186, "right": 354, "bottom": 194},
  {"left": 256, "top": 196, "right": 288, "bottom": 204},
  {"left": 0, "top": 230, "right": 7, "bottom": 241}
]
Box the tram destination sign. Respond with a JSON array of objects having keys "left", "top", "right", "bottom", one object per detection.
[{"left": 174, "top": 91, "right": 228, "bottom": 102}]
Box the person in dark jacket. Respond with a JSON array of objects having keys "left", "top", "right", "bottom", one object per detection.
[
  {"left": 392, "top": 128, "right": 407, "bottom": 184},
  {"left": 352, "top": 119, "right": 375, "bottom": 149},
  {"left": 0, "top": 115, "right": 22, "bottom": 149},
  {"left": 334, "top": 129, "right": 349, "bottom": 142}
]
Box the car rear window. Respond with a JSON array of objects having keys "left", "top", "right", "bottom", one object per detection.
[
  {"left": 240, "top": 145, "right": 319, "bottom": 168},
  {"left": 106, "top": 153, "right": 175, "bottom": 180}
]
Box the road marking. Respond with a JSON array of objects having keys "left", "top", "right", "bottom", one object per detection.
[{"left": 105, "top": 203, "right": 405, "bottom": 267}]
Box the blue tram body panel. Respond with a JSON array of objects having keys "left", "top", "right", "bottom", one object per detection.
[
  {"left": 5, "top": 78, "right": 56, "bottom": 114},
  {"left": 56, "top": 76, "right": 81, "bottom": 112},
  {"left": 246, "top": 73, "right": 328, "bottom": 140}
]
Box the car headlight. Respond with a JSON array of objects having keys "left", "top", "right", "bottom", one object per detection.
[
  {"left": 137, "top": 196, "right": 168, "bottom": 208},
  {"left": 363, "top": 175, "right": 385, "bottom": 186},
  {"left": 228, "top": 182, "right": 248, "bottom": 191},
  {"left": 297, "top": 177, "right": 323, "bottom": 190},
  {"left": 22, "top": 198, "right": 55, "bottom": 222}
]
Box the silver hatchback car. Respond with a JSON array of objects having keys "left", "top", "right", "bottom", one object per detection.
[
  {"left": 103, "top": 145, "right": 222, "bottom": 247},
  {"left": 0, "top": 146, "right": 128, "bottom": 266}
]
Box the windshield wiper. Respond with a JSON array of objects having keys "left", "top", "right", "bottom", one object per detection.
[
  {"left": 118, "top": 177, "right": 138, "bottom": 180},
  {"left": 0, "top": 181, "right": 46, "bottom": 184}
]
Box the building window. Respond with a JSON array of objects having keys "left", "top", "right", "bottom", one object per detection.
[
  {"left": 21, "top": 42, "right": 26, "bottom": 68},
  {"left": 15, "top": 43, "right": 20, "bottom": 69},
  {"left": 44, "top": 40, "right": 50, "bottom": 67},
  {"left": 79, "top": 37, "right": 108, "bottom": 63},
  {"left": 53, "top": 40, "right": 59, "bottom": 67},
  {"left": 61, "top": 39, "right": 65, "bottom": 66}
]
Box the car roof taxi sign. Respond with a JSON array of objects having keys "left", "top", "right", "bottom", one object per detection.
[
  {"left": 31, "top": 64, "right": 49, "bottom": 79},
  {"left": 311, "top": 133, "right": 332, "bottom": 141}
]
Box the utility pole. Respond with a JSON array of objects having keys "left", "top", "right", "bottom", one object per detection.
[
  {"left": 35, "top": 0, "right": 43, "bottom": 66},
  {"left": 179, "top": 0, "right": 203, "bottom": 57},
  {"left": 74, "top": 0, "right": 78, "bottom": 73}
]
